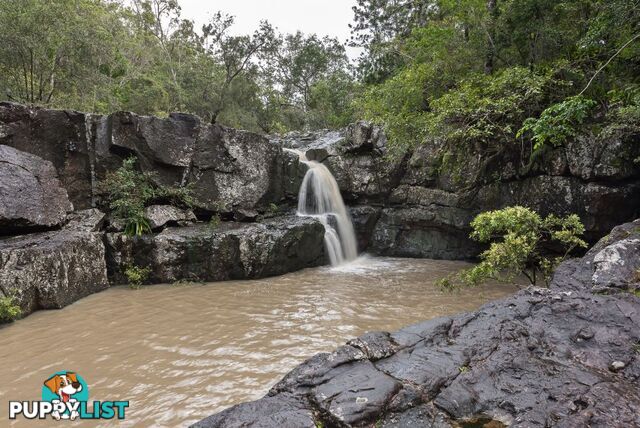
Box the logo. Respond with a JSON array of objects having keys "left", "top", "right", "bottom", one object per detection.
[{"left": 8, "top": 370, "right": 129, "bottom": 421}]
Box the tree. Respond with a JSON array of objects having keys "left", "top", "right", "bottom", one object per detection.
[
  {"left": 439, "top": 206, "right": 587, "bottom": 288},
  {"left": 0, "top": 0, "right": 121, "bottom": 108},
  {"left": 349, "top": 0, "right": 436, "bottom": 82},
  {"left": 273, "top": 32, "right": 350, "bottom": 111},
  {"left": 201, "top": 13, "right": 277, "bottom": 123}
]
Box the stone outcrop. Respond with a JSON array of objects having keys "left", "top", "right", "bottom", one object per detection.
[
  {"left": 0, "top": 102, "right": 300, "bottom": 217},
  {"left": 287, "top": 121, "right": 640, "bottom": 259},
  {"left": 104, "top": 215, "right": 326, "bottom": 285},
  {"left": 0, "top": 229, "right": 109, "bottom": 316},
  {"left": 195, "top": 219, "right": 640, "bottom": 428},
  {"left": 144, "top": 205, "right": 196, "bottom": 230},
  {"left": 0, "top": 144, "right": 73, "bottom": 234}
]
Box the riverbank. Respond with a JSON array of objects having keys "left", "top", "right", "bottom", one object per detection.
[
  {"left": 0, "top": 257, "right": 519, "bottom": 427},
  {"left": 1, "top": 102, "right": 638, "bottom": 321},
  {"left": 195, "top": 219, "right": 640, "bottom": 427}
]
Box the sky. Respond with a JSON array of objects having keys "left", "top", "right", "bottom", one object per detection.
[{"left": 177, "top": 0, "right": 362, "bottom": 59}]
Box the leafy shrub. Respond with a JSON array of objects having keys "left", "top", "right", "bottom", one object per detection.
[
  {"left": 124, "top": 264, "right": 151, "bottom": 289},
  {"left": 517, "top": 95, "right": 597, "bottom": 151},
  {"left": 101, "top": 157, "right": 193, "bottom": 236},
  {"left": 358, "top": 64, "right": 572, "bottom": 156},
  {"left": 266, "top": 203, "right": 279, "bottom": 216},
  {"left": 0, "top": 295, "right": 21, "bottom": 322},
  {"left": 208, "top": 214, "right": 221, "bottom": 229},
  {"left": 439, "top": 206, "right": 587, "bottom": 289}
]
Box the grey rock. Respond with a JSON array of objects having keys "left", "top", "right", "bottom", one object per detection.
[
  {"left": 341, "top": 121, "right": 387, "bottom": 154},
  {"left": 610, "top": 361, "right": 626, "bottom": 372},
  {"left": 349, "top": 205, "right": 381, "bottom": 252},
  {"left": 370, "top": 207, "right": 478, "bottom": 259},
  {"left": 189, "top": 124, "right": 286, "bottom": 213},
  {"left": 64, "top": 208, "right": 106, "bottom": 232},
  {"left": 0, "top": 230, "right": 108, "bottom": 317},
  {"left": 105, "top": 215, "right": 326, "bottom": 285},
  {"left": 144, "top": 205, "right": 196, "bottom": 230},
  {"left": 0, "top": 145, "right": 73, "bottom": 233},
  {"left": 0, "top": 102, "right": 94, "bottom": 208}
]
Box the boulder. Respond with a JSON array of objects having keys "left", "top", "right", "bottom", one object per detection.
[
  {"left": 108, "top": 111, "right": 200, "bottom": 188},
  {"left": 197, "top": 220, "right": 640, "bottom": 427},
  {"left": 64, "top": 208, "right": 106, "bottom": 232},
  {"left": 105, "top": 215, "right": 326, "bottom": 285},
  {"left": 188, "top": 124, "right": 286, "bottom": 213},
  {"left": 0, "top": 230, "right": 108, "bottom": 317},
  {"left": 370, "top": 207, "right": 478, "bottom": 259},
  {"left": 0, "top": 102, "right": 93, "bottom": 208},
  {"left": 0, "top": 145, "right": 73, "bottom": 233},
  {"left": 144, "top": 205, "right": 196, "bottom": 230}
]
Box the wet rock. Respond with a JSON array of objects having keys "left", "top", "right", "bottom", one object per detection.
[
  {"left": 105, "top": 215, "right": 326, "bottom": 285},
  {"left": 370, "top": 207, "right": 478, "bottom": 259},
  {"left": 0, "top": 145, "right": 73, "bottom": 233},
  {"left": 313, "top": 361, "right": 401, "bottom": 425},
  {"left": 144, "top": 205, "right": 196, "bottom": 230},
  {"left": 349, "top": 205, "right": 380, "bottom": 251},
  {"left": 198, "top": 219, "right": 640, "bottom": 427},
  {"left": 192, "top": 393, "right": 316, "bottom": 428},
  {"left": 0, "top": 230, "right": 108, "bottom": 318}
]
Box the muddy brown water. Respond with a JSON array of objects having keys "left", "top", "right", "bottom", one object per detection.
[{"left": 0, "top": 257, "right": 519, "bottom": 427}]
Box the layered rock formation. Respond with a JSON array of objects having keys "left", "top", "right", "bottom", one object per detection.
[
  {"left": 1, "top": 101, "right": 639, "bottom": 323},
  {"left": 0, "top": 102, "right": 299, "bottom": 216},
  {"left": 105, "top": 216, "right": 326, "bottom": 285},
  {"left": 280, "top": 121, "right": 640, "bottom": 259},
  {"left": 195, "top": 219, "right": 640, "bottom": 428}
]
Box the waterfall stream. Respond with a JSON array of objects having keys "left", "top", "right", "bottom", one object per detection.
[{"left": 286, "top": 149, "right": 358, "bottom": 266}]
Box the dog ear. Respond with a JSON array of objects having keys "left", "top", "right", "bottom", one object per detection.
[
  {"left": 66, "top": 372, "right": 78, "bottom": 383},
  {"left": 44, "top": 375, "right": 61, "bottom": 394}
]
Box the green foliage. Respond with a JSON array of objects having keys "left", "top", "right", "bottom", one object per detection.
[
  {"left": 124, "top": 264, "right": 151, "bottom": 289},
  {"left": 266, "top": 203, "right": 280, "bottom": 216},
  {"left": 101, "top": 157, "right": 192, "bottom": 236},
  {"left": 518, "top": 96, "right": 597, "bottom": 151},
  {"left": 353, "top": 0, "right": 639, "bottom": 158},
  {"left": 0, "top": 0, "right": 355, "bottom": 133},
  {"left": 439, "top": 206, "right": 588, "bottom": 289},
  {"left": 0, "top": 295, "right": 21, "bottom": 323},
  {"left": 208, "top": 214, "right": 221, "bottom": 230}
]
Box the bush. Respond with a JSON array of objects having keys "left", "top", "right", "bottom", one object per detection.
[
  {"left": 0, "top": 295, "right": 21, "bottom": 322},
  {"left": 101, "top": 157, "right": 193, "bottom": 236},
  {"left": 517, "top": 95, "right": 597, "bottom": 152},
  {"left": 124, "top": 264, "right": 151, "bottom": 289},
  {"left": 439, "top": 206, "right": 587, "bottom": 289}
]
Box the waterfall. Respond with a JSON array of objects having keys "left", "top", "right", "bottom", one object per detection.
[{"left": 286, "top": 149, "right": 358, "bottom": 266}]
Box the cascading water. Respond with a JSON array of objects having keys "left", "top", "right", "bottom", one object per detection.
[{"left": 286, "top": 149, "right": 358, "bottom": 266}]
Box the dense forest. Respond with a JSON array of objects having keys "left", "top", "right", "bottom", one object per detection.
[{"left": 0, "top": 0, "right": 638, "bottom": 151}]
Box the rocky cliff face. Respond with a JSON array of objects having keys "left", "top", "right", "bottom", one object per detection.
[
  {"left": 279, "top": 121, "right": 640, "bottom": 259},
  {"left": 1, "top": 101, "right": 638, "bottom": 321},
  {"left": 194, "top": 219, "right": 640, "bottom": 428},
  {"left": 0, "top": 102, "right": 299, "bottom": 216}
]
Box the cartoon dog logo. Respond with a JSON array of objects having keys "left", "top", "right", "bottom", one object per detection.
[{"left": 43, "top": 372, "right": 83, "bottom": 420}]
